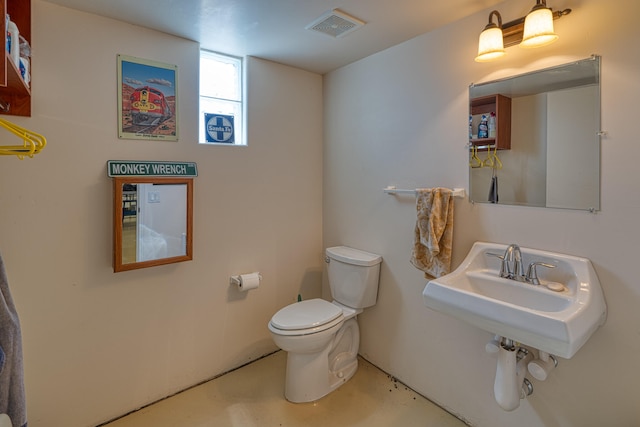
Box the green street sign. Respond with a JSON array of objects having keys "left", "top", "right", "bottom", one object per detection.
[{"left": 107, "top": 160, "right": 198, "bottom": 177}]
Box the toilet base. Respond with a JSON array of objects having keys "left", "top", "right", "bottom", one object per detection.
[{"left": 284, "top": 318, "right": 359, "bottom": 403}]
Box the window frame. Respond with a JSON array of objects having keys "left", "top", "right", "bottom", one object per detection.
[{"left": 199, "top": 49, "right": 246, "bottom": 146}]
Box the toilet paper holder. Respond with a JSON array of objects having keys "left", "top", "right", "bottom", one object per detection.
[{"left": 229, "top": 272, "right": 262, "bottom": 290}]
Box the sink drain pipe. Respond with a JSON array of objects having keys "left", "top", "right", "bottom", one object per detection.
[
  {"left": 491, "top": 337, "right": 536, "bottom": 411},
  {"left": 487, "top": 336, "right": 560, "bottom": 411}
]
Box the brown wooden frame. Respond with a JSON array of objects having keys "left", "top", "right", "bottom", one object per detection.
[{"left": 113, "top": 177, "right": 193, "bottom": 272}]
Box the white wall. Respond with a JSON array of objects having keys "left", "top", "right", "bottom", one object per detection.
[
  {"left": 0, "top": 1, "right": 323, "bottom": 426},
  {"left": 324, "top": 0, "right": 640, "bottom": 425},
  {"left": 547, "top": 85, "right": 600, "bottom": 209},
  {"left": 507, "top": 93, "right": 547, "bottom": 206}
]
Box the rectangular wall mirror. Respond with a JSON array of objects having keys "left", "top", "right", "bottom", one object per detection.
[
  {"left": 113, "top": 177, "right": 193, "bottom": 272},
  {"left": 469, "top": 55, "right": 601, "bottom": 211}
]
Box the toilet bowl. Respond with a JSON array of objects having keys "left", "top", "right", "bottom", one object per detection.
[
  {"left": 268, "top": 298, "right": 361, "bottom": 402},
  {"left": 268, "top": 246, "right": 382, "bottom": 403}
]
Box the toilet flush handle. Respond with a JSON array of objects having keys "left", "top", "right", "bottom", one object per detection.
[{"left": 325, "top": 256, "right": 330, "bottom": 263}]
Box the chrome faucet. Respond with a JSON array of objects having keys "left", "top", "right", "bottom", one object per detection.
[
  {"left": 486, "top": 244, "right": 557, "bottom": 285},
  {"left": 503, "top": 244, "right": 524, "bottom": 281},
  {"left": 486, "top": 244, "right": 525, "bottom": 281}
]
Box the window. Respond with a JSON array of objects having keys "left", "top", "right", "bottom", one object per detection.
[{"left": 199, "top": 50, "right": 244, "bottom": 145}]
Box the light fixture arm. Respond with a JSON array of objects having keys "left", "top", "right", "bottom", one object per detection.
[
  {"left": 531, "top": 0, "right": 548, "bottom": 11},
  {"left": 484, "top": 10, "right": 502, "bottom": 30}
]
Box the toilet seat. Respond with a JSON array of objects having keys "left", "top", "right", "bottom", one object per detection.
[{"left": 270, "top": 299, "right": 344, "bottom": 336}]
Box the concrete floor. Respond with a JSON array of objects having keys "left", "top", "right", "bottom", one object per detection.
[{"left": 101, "top": 351, "right": 468, "bottom": 426}]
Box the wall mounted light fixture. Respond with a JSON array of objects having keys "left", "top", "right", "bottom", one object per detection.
[{"left": 475, "top": 0, "right": 571, "bottom": 62}]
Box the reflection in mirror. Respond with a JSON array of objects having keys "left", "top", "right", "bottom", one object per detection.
[
  {"left": 113, "top": 177, "right": 193, "bottom": 272},
  {"left": 469, "top": 56, "right": 601, "bottom": 211}
]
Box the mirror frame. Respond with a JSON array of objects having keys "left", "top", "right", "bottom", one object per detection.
[{"left": 113, "top": 176, "right": 193, "bottom": 272}]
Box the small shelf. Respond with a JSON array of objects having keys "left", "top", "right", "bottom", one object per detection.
[
  {"left": 469, "top": 138, "right": 496, "bottom": 148},
  {"left": 0, "top": 0, "right": 31, "bottom": 116},
  {"left": 470, "top": 94, "right": 511, "bottom": 151}
]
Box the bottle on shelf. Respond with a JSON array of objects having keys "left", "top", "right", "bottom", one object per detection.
[
  {"left": 478, "top": 114, "right": 488, "bottom": 139},
  {"left": 469, "top": 115, "right": 473, "bottom": 140},
  {"left": 488, "top": 112, "right": 496, "bottom": 138},
  {"left": 6, "top": 15, "right": 20, "bottom": 68}
]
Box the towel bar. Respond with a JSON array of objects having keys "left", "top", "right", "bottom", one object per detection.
[{"left": 383, "top": 186, "right": 466, "bottom": 198}]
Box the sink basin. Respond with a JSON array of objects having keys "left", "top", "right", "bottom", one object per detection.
[{"left": 422, "top": 242, "right": 607, "bottom": 358}]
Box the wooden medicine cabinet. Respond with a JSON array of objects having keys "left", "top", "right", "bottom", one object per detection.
[
  {"left": 113, "top": 177, "right": 193, "bottom": 272},
  {"left": 1, "top": 0, "right": 31, "bottom": 116},
  {"left": 469, "top": 94, "right": 511, "bottom": 151}
]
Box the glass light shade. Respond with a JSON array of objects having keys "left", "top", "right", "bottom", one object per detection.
[
  {"left": 475, "top": 27, "right": 505, "bottom": 62},
  {"left": 521, "top": 7, "right": 558, "bottom": 48}
]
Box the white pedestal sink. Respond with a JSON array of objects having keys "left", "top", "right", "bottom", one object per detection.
[{"left": 422, "top": 242, "right": 607, "bottom": 359}]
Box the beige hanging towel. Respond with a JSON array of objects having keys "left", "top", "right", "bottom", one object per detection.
[{"left": 410, "top": 187, "right": 454, "bottom": 279}]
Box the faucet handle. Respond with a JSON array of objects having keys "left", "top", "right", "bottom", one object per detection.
[
  {"left": 525, "top": 262, "right": 556, "bottom": 285},
  {"left": 486, "top": 252, "right": 508, "bottom": 278},
  {"left": 486, "top": 252, "right": 504, "bottom": 259}
]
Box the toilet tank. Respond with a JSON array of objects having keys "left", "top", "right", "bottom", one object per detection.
[{"left": 326, "top": 246, "right": 382, "bottom": 309}]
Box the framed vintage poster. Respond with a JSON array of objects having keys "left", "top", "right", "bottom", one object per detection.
[{"left": 117, "top": 54, "right": 178, "bottom": 141}]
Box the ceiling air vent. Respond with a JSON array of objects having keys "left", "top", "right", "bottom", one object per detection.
[{"left": 306, "top": 9, "right": 365, "bottom": 38}]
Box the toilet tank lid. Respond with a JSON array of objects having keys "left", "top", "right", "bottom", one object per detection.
[{"left": 326, "top": 246, "right": 382, "bottom": 266}]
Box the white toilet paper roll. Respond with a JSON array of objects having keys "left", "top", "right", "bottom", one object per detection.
[{"left": 237, "top": 272, "right": 261, "bottom": 291}]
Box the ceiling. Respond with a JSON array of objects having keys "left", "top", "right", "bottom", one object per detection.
[{"left": 44, "top": 0, "right": 503, "bottom": 74}]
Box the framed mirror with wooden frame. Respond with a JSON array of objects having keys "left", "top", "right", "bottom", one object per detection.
[{"left": 113, "top": 176, "right": 193, "bottom": 272}]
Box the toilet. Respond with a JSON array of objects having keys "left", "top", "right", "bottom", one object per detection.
[{"left": 268, "top": 246, "right": 382, "bottom": 403}]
